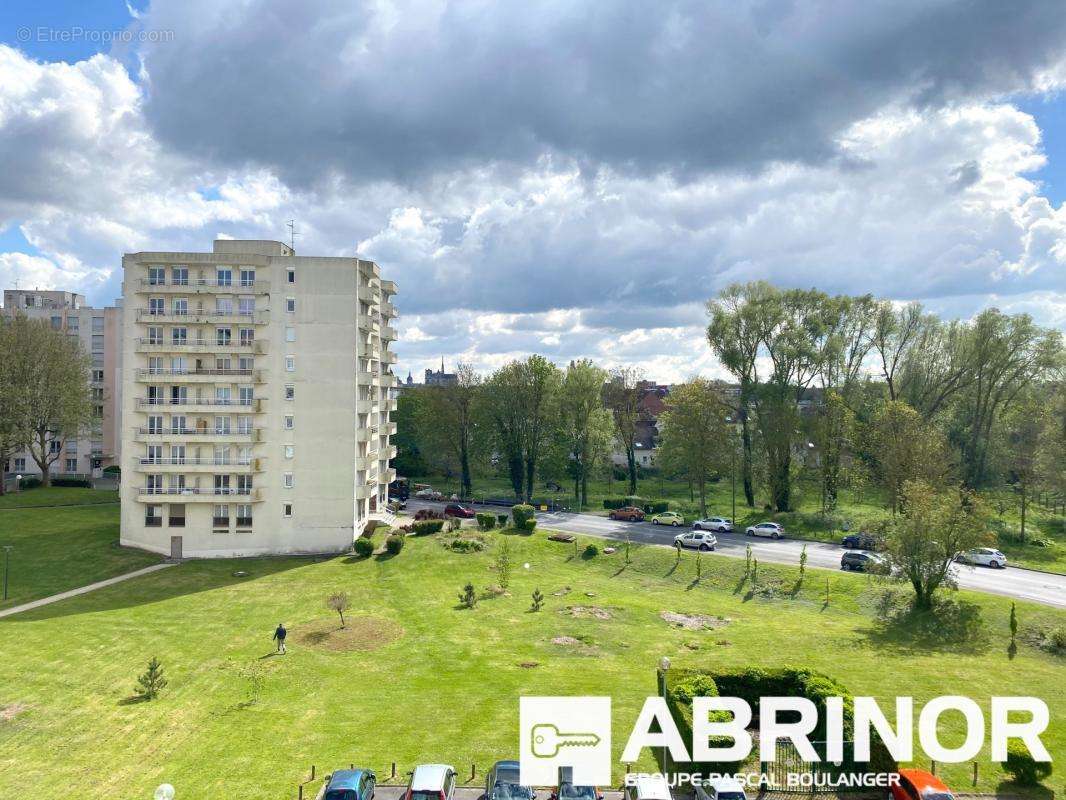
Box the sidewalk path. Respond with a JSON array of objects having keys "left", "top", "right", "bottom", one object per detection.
[{"left": 0, "top": 563, "right": 174, "bottom": 619}]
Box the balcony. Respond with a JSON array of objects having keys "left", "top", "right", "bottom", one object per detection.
[
  {"left": 381, "top": 445, "right": 398, "bottom": 460},
  {"left": 355, "top": 427, "right": 378, "bottom": 443},
  {"left": 134, "top": 427, "right": 262, "bottom": 443},
  {"left": 381, "top": 325, "right": 398, "bottom": 341},
  {"left": 135, "top": 309, "right": 269, "bottom": 325},
  {"left": 135, "top": 457, "right": 263, "bottom": 473},
  {"left": 356, "top": 399, "right": 379, "bottom": 415},
  {"left": 136, "top": 398, "right": 264, "bottom": 413},
  {"left": 136, "top": 338, "right": 266, "bottom": 355},
  {"left": 139, "top": 278, "right": 271, "bottom": 294},
  {"left": 381, "top": 421, "right": 398, "bottom": 436},
  {"left": 136, "top": 487, "right": 263, "bottom": 502},
  {"left": 380, "top": 279, "right": 397, "bottom": 296},
  {"left": 381, "top": 300, "right": 397, "bottom": 318},
  {"left": 381, "top": 467, "right": 397, "bottom": 484},
  {"left": 135, "top": 368, "right": 266, "bottom": 384},
  {"left": 382, "top": 349, "right": 398, "bottom": 365}
]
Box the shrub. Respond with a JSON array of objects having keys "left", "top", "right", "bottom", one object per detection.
[
  {"left": 384, "top": 533, "right": 405, "bottom": 555},
  {"left": 476, "top": 512, "right": 496, "bottom": 530},
  {"left": 496, "top": 513, "right": 509, "bottom": 527},
  {"left": 646, "top": 500, "right": 669, "bottom": 514},
  {"left": 458, "top": 582, "right": 477, "bottom": 608},
  {"left": 530, "top": 588, "right": 544, "bottom": 611},
  {"left": 445, "top": 517, "right": 461, "bottom": 533},
  {"left": 414, "top": 508, "right": 443, "bottom": 521},
  {"left": 522, "top": 518, "right": 537, "bottom": 533},
  {"left": 511, "top": 504, "right": 535, "bottom": 528},
  {"left": 1048, "top": 626, "right": 1066, "bottom": 650},
  {"left": 603, "top": 497, "right": 628, "bottom": 510},
  {"left": 449, "top": 538, "right": 484, "bottom": 553},
  {"left": 412, "top": 519, "right": 445, "bottom": 536},
  {"left": 353, "top": 537, "right": 375, "bottom": 558},
  {"left": 51, "top": 478, "right": 92, "bottom": 488},
  {"left": 18, "top": 477, "right": 41, "bottom": 490},
  {"left": 134, "top": 657, "right": 167, "bottom": 700},
  {"left": 583, "top": 543, "right": 599, "bottom": 558},
  {"left": 1004, "top": 741, "right": 1053, "bottom": 785}
]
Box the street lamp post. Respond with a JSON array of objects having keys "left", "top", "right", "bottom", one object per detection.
[
  {"left": 2, "top": 545, "right": 12, "bottom": 602},
  {"left": 15, "top": 473, "right": 22, "bottom": 493}
]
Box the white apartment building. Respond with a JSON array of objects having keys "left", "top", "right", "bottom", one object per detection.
[
  {"left": 119, "top": 240, "right": 398, "bottom": 559},
  {"left": 1, "top": 290, "right": 122, "bottom": 478}
]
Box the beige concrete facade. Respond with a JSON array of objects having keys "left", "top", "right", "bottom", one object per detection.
[
  {"left": 119, "top": 240, "right": 398, "bottom": 558},
  {"left": 1, "top": 290, "right": 123, "bottom": 477}
]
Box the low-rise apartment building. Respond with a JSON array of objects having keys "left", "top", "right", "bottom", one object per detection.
[
  {"left": 1, "top": 289, "right": 122, "bottom": 478},
  {"left": 119, "top": 239, "right": 398, "bottom": 558}
]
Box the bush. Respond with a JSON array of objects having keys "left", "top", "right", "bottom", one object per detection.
[
  {"left": 1048, "top": 626, "right": 1066, "bottom": 650},
  {"left": 647, "top": 500, "right": 670, "bottom": 514},
  {"left": 603, "top": 497, "right": 628, "bottom": 510},
  {"left": 476, "top": 512, "right": 496, "bottom": 530},
  {"left": 51, "top": 478, "right": 92, "bottom": 488},
  {"left": 103, "top": 465, "right": 121, "bottom": 475},
  {"left": 445, "top": 517, "right": 461, "bottom": 533},
  {"left": 412, "top": 519, "right": 445, "bottom": 536},
  {"left": 583, "top": 543, "right": 599, "bottom": 558},
  {"left": 414, "top": 509, "right": 443, "bottom": 521},
  {"left": 18, "top": 477, "right": 41, "bottom": 490},
  {"left": 523, "top": 518, "right": 537, "bottom": 533},
  {"left": 1004, "top": 741, "right": 1053, "bottom": 785},
  {"left": 353, "top": 536, "right": 375, "bottom": 558},
  {"left": 497, "top": 514, "right": 509, "bottom": 527},
  {"left": 511, "top": 504, "right": 535, "bottom": 528},
  {"left": 384, "top": 533, "right": 405, "bottom": 555},
  {"left": 449, "top": 538, "right": 484, "bottom": 553}
]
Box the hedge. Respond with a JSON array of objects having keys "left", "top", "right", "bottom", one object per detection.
[
  {"left": 511, "top": 504, "right": 535, "bottom": 528},
  {"left": 353, "top": 536, "right": 375, "bottom": 558},
  {"left": 603, "top": 496, "right": 669, "bottom": 513},
  {"left": 384, "top": 533, "right": 405, "bottom": 555},
  {"left": 412, "top": 519, "right": 445, "bottom": 536},
  {"left": 51, "top": 478, "right": 93, "bottom": 488},
  {"left": 476, "top": 512, "right": 496, "bottom": 531}
]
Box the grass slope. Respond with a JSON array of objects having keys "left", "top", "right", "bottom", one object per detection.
[{"left": 0, "top": 518, "right": 1063, "bottom": 800}]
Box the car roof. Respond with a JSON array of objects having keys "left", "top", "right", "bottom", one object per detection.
[
  {"left": 898, "top": 769, "right": 952, "bottom": 796},
  {"left": 707, "top": 776, "right": 745, "bottom": 793},
  {"left": 632, "top": 774, "right": 672, "bottom": 800},
  {"left": 329, "top": 769, "right": 369, "bottom": 789},
  {"left": 412, "top": 764, "right": 454, "bottom": 789},
  {"left": 492, "top": 759, "right": 521, "bottom": 771}
]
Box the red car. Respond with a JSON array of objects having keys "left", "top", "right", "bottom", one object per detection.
[
  {"left": 444, "top": 503, "right": 475, "bottom": 519},
  {"left": 609, "top": 506, "right": 645, "bottom": 522},
  {"left": 891, "top": 770, "right": 954, "bottom": 800}
]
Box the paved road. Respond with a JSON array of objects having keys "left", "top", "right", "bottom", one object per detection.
[{"left": 407, "top": 501, "right": 1066, "bottom": 609}]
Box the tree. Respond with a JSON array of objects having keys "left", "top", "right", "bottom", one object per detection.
[
  {"left": 657, "top": 379, "right": 729, "bottom": 517},
  {"left": 482, "top": 362, "right": 528, "bottom": 499},
  {"left": 134, "top": 657, "right": 168, "bottom": 700},
  {"left": 0, "top": 320, "right": 31, "bottom": 495},
  {"left": 419, "top": 364, "right": 481, "bottom": 497},
  {"left": 458, "top": 582, "right": 477, "bottom": 609},
  {"left": 868, "top": 400, "right": 949, "bottom": 514},
  {"left": 868, "top": 301, "right": 923, "bottom": 401},
  {"left": 494, "top": 536, "right": 513, "bottom": 590},
  {"left": 530, "top": 588, "right": 544, "bottom": 611},
  {"left": 10, "top": 318, "right": 93, "bottom": 486},
  {"left": 997, "top": 390, "right": 1044, "bottom": 542},
  {"left": 604, "top": 367, "right": 644, "bottom": 495},
  {"left": 326, "top": 591, "right": 351, "bottom": 627},
  {"left": 881, "top": 480, "right": 991, "bottom": 610},
  {"left": 559, "top": 360, "right": 612, "bottom": 507}
]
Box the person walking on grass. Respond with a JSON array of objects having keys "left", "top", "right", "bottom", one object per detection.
[{"left": 273, "top": 622, "right": 287, "bottom": 654}]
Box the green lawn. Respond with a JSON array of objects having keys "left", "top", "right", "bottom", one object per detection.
[
  {"left": 0, "top": 489, "right": 161, "bottom": 610},
  {"left": 0, "top": 486, "right": 119, "bottom": 508},
  {"left": 409, "top": 472, "right": 1066, "bottom": 573},
  {"left": 0, "top": 510, "right": 1063, "bottom": 799}
]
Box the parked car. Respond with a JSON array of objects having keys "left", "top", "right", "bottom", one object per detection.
[
  {"left": 609, "top": 506, "right": 645, "bottom": 522},
  {"left": 388, "top": 498, "right": 408, "bottom": 511},
  {"left": 674, "top": 530, "right": 718, "bottom": 551},
  {"left": 840, "top": 531, "right": 879, "bottom": 550},
  {"left": 650, "top": 511, "right": 684, "bottom": 526},
  {"left": 444, "top": 503, "right": 476, "bottom": 519},
  {"left": 624, "top": 774, "right": 672, "bottom": 800},
  {"left": 485, "top": 760, "right": 534, "bottom": 800},
  {"left": 956, "top": 547, "right": 1007, "bottom": 569},
  {"left": 745, "top": 521, "right": 785, "bottom": 539},
  {"left": 693, "top": 516, "right": 733, "bottom": 532},
  {"left": 840, "top": 550, "right": 886, "bottom": 572},
  {"left": 324, "top": 769, "right": 376, "bottom": 800},
  {"left": 696, "top": 776, "right": 748, "bottom": 800},
  {"left": 890, "top": 769, "right": 955, "bottom": 800},
  {"left": 415, "top": 488, "right": 443, "bottom": 500},
  {"left": 551, "top": 767, "right": 602, "bottom": 800},
  {"left": 405, "top": 765, "right": 457, "bottom": 800}
]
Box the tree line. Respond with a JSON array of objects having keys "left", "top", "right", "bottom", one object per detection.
[
  {"left": 399, "top": 282, "right": 1064, "bottom": 528},
  {"left": 0, "top": 316, "right": 94, "bottom": 490}
]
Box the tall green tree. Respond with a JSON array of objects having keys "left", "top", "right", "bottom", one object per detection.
[
  {"left": 868, "top": 400, "right": 949, "bottom": 514},
  {"left": 0, "top": 319, "right": 31, "bottom": 494},
  {"left": 558, "top": 360, "right": 612, "bottom": 507},
  {"left": 418, "top": 364, "right": 481, "bottom": 497},
  {"left": 604, "top": 366, "right": 644, "bottom": 495},
  {"left": 868, "top": 301, "right": 923, "bottom": 401},
  {"left": 482, "top": 362, "right": 528, "bottom": 499},
  {"left": 657, "top": 379, "right": 730, "bottom": 516}
]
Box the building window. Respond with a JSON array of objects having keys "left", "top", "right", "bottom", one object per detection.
[
  {"left": 50, "top": 316, "right": 62, "bottom": 330},
  {"left": 239, "top": 328, "right": 254, "bottom": 346},
  {"left": 285, "top": 326, "right": 296, "bottom": 342},
  {"left": 66, "top": 439, "right": 78, "bottom": 453},
  {"left": 147, "top": 415, "right": 163, "bottom": 434},
  {"left": 216, "top": 327, "right": 231, "bottom": 346},
  {"left": 283, "top": 472, "right": 294, "bottom": 489},
  {"left": 283, "top": 503, "right": 293, "bottom": 518},
  {"left": 237, "top": 416, "right": 252, "bottom": 435},
  {"left": 285, "top": 356, "right": 295, "bottom": 372},
  {"left": 238, "top": 297, "right": 255, "bottom": 315},
  {"left": 169, "top": 504, "right": 186, "bottom": 527},
  {"left": 172, "top": 298, "right": 188, "bottom": 317},
  {"left": 148, "top": 298, "right": 164, "bottom": 316},
  {"left": 172, "top": 327, "right": 187, "bottom": 345},
  {"left": 215, "top": 297, "right": 233, "bottom": 314},
  {"left": 284, "top": 415, "right": 294, "bottom": 430},
  {"left": 216, "top": 267, "right": 232, "bottom": 287},
  {"left": 240, "top": 269, "right": 255, "bottom": 287},
  {"left": 214, "top": 475, "right": 231, "bottom": 495},
  {"left": 50, "top": 440, "right": 62, "bottom": 455},
  {"left": 91, "top": 334, "right": 105, "bottom": 352},
  {"left": 92, "top": 369, "right": 104, "bottom": 383},
  {"left": 172, "top": 266, "right": 188, "bottom": 286},
  {"left": 67, "top": 316, "right": 79, "bottom": 330},
  {"left": 287, "top": 268, "right": 295, "bottom": 284},
  {"left": 14, "top": 458, "right": 25, "bottom": 472},
  {"left": 236, "top": 505, "right": 252, "bottom": 528},
  {"left": 237, "top": 475, "right": 253, "bottom": 495},
  {"left": 213, "top": 505, "right": 230, "bottom": 528},
  {"left": 147, "top": 326, "right": 162, "bottom": 345},
  {"left": 286, "top": 297, "right": 296, "bottom": 313},
  {"left": 238, "top": 387, "right": 254, "bottom": 407},
  {"left": 65, "top": 458, "right": 77, "bottom": 473},
  {"left": 284, "top": 445, "right": 294, "bottom": 459},
  {"left": 92, "top": 316, "right": 104, "bottom": 332},
  {"left": 148, "top": 266, "right": 166, "bottom": 285},
  {"left": 145, "top": 505, "right": 162, "bottom": 527},
  {"left": 284, "top": 384, "right": 295, "bottom": 401}
]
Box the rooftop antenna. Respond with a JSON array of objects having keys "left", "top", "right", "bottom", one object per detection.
[{"left": 286, "top": 219, "right": 301, "bottom": 253}]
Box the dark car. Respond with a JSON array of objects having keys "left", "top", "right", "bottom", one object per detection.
[
  {"left": 609, "top": 506, "right": 645, "bottom": 522},
  {"left": 486, "top": 760, "right": 534, "bottom": 800},
  {"left": 324, "top": 769, "right": 376, "bottom": 800},
  {"left": 551, "top": 767, "right": 602, "bottom": 800},
  {"left": 840, "top": 550, "right": 886, "bottom": 573},
  {"left": 444, "top": 503, "right": 476, "bottom": 519},
  {"left": 840, "top": 532, "right": 880, "bottom": 550}
]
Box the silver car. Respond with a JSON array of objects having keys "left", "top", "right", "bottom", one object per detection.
[
  {"left": 673, "top": 530, "right": 718, "bottom": 551},
  {"left": 693, "top": 516, "right": 733, "bottom": 532},
  {"left": 957, "top": 547, "right": 1007, "bottom": 569},
  {"left": 745, "top": 521, "right": 785, "bottom": 539}
]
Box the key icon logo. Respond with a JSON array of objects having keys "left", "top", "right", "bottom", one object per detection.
[{"left": 531, "top": 723, "right": 602, "bottom": 757}]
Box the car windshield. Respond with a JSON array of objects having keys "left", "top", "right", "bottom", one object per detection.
[
  {"left": 559, "top": 785, "right": 597, "bottom": 800},
  {"left": 325, "top": 792, "right": 358, "bottom": 800},
  {"left": 717, "top": 792, "right": 746, "bottom": 800},
  {"left": 492, "top": 783, "right": 530, "bottom": 800},
  {"left": 923, "top": 793, "right": 954, "bottom": 800},
  {"left": 412, "top": 791, "right": 441, "bottom": 800}
]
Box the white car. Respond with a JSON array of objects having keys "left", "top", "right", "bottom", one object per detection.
[
  {"left": 625, "top": 774, "right": 672, "bottom": 800},
  {"left": 957, "top": 547, "right": 1008, "bottom": 569},
  {"left": 414, "top": 488, "right": 442, "bottom": 500},
  {"left": 693, "top": 516, "right": 733, "bottom": 532},
  {"left": 673, "top": 530, "right": 718, "bottom": 551},
  {"left": 745, "top": 522, "right": 785, "bottom": 539},
  {"left": 697, "top": 777, "right": 748, "bottom": 800}
]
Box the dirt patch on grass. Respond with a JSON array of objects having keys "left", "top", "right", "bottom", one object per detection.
[
  {"left": 0, "top": 702, "right": 27, "bottom": 722},
  {"left": 561, "top": 605, "right": 613, "bottom": 620},
  {"left": 660, "top": 611, "right": 731, "bottom": 630},
  {"left": 293, "top": 615, "right": 401, "bottom": 652},
  {"left": 518, "top": 661, "right": 540, "bottom": 668}
]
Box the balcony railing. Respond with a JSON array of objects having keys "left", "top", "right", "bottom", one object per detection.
[
  {"left": 138, "top": 457, "right": 256, "bottom": 467},
  {"left": 141, "top": 277, "right": 270, "bottom": 291},
  {"left": 136, "top": 368, "right": 258, "bottom": 379},
  {"left": 136, "top": 309, "right": 267, "bottom": 324},
  {"left": 138, "top": 487, "right": 256, "bottom": 497},
  {"left": 137, "top": 337, "right": 261, "bottom": 351},
  {"left": 137, "top": 398, "right": 259, "bottom": 409},
  {"left": 136, "top": 427, "right": 259, "bottom": 438}
]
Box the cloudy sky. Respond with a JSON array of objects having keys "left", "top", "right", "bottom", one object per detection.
[{"left": 1, "top": 0, "right": 1065, "bottom": 382}]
